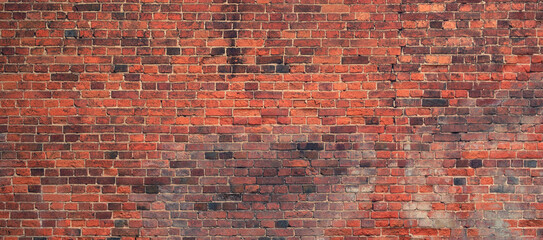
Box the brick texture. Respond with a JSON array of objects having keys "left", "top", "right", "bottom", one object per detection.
[{"left": 1, "top": 0, "right": 543, "bottom": 239}]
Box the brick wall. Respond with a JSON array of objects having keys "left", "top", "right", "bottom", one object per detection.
[{"left": 1, "top": 0, "right": 543, "bottom": 239}]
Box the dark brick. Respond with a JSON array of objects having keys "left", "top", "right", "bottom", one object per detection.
[
  {"left": 111, "top": 228, "right": 139, "bottom": 236},
  {"left": 404, "top": 47, "right": 430, "bottom": 54},
  {"left": 507, "top": 177, "right": 519, "bottom": 185},
  {"left": 297, "top": 143, "right": 324, "bottom": 151},
  {"left": 334, "top": 168, "right": 348, "bottom": 175},
  {"left": 219, "top": 152, "right": 233, "bottom": 159},
  {"left": 69, "top": 177, "right": 96, "bottom": 184},
  {"left": 95, "top": 212, "right": 112, "bottom": 219},
  {"left": 394, "top": 64, "right": 420, "bottom": 72},
  {"left": 64, "top": 30, "right": 78, "bottom": 38},
  {"left": 302, "top": 185, "right": 316, "bottom": 193},
  {"left": 73, "top": 4, "right": 100, "bottom": 11},
  {"left": 31, "top": 168, "right": 44, "bottom": 176},
  {"left": 275, "top": 220, "right": 289, "bottom": 228},
  {"left": 407, "top": 144, "right": 430, "bottom": 151},
  {"left": 365, "top": 117, "right": 380, "bottom": 125},
  {"left": 223, "top": 31, "right": 237, "bottom": 38},
  {"left": 455, "top": 160, "right": 469, "bottom": 167},
  {"left": 145, "top": 185, "right": 159, "bottom": 194},
  {"left": 205, "top": 152, "right": 218, "bottom": 160},
  {"left": 137, "top": 205, "right": 148, "bottom": 210},
  {"left": 210, "top": 48, "right": 225, "bottom": 55},
  {"left": 170, "top": 161, "right": 196, "bottom": 168},
  {"left": 124, "top": 74, "right": 140, "bottom": 81},
  {"left": 409, "top": 117, "right": 423, "bottom": 125},
  {"left": 41, "top": 177, "right": 67, "bottom": 185},
  {"left": 114, "top": 220, "right": 127, "bottom": 227},
  {"left": 490, "top": 185, "right": 515, "bottom": 193},
  {"left": 216, "top": 193, "right": 241, "bottom": 201},
  {"left": 28, "top": 185, "right": 41, "bottom": 193},
  {"left": 113, "top": 65, "right": 128, "bottom": 73},
  {"left": 434, "top": 134, "right": 461, "bottom": 142},
  {"left": 525, "top": 160, "right": 537, "bottom": 168},
  {"left": 294, "top": 5, "right": 321, "bottom": 12},
  {"left": 194, "top": 203, "right": 207, "bottom": 211},
  {"left": 330, "top": 126, "right": 357, "bottom": 133},
  {"left": 374, "top": 143, "right": 396, "bottom": 151},
  {"left": 360, "top": 160, "right": 372, "bottom": 168},
  {"left": 112, "top": 13, "right": 125, "bottom": 20},
  {"left": 301, "top": 151, "right": 319, "bottom": 159},
  {"left": 218, "top": 65, "right": 231, "bottom": 73},
  {"left": 208, "top": 203, "right": 220, "bottom": 211},
  {"left": 261, "top": 65, "right": 275, "bottom": 73},
  {"left": 106, "top": 151, "right": 118, "bottom": 159},
  {"left": 228, "top": 57, "right": 245, "bottom": 65},
  {"left": 51, "top": 73, "right": 78, "bottom": 81},
  {"left": 144, "top": 177, "right": 170, "bottom": 185},
  {"left": 430, "top": 21, "right": 442, "bottom": 28},
  {"left": 276, "top": 64, "right": 290, "bottom": 73},
  {"left": 226, "top": 48, "right": 242, "bottom": 56},
  {"left": 97, "top": 177, "right": 115, "bottom": 184},
  {"left": 470, "top": 159, "right": 483, "bottom": 168},
  {"left": 422, "top": 99, "right": 448, "bottom": 107},
  {"left": 342, "top": 56, "right": 369, "bottom": 64},
  {"left": 142, "top": 56, "right": 169, "bottom": 64},
  {"left": 257, "top": 56, "right": 283, "bottom": 64},
  {"left": 66, "top": 229, "right": 81, "bottom": 236},
  {"left": 121, "top": 38, "right": 149, "bottom": 46},
  {"left": 5, "top": 4, "right": 32, "bottom": 11},
  {"left": 167, "top": 48, "right": 181, "bottom": 55},
  {"left": 454, "top": 178, "right": 466, "bottom": 186}
]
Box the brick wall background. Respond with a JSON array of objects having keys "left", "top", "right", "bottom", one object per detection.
[{"left": 1, "top": 0, "right": 543, "bottom": 239}]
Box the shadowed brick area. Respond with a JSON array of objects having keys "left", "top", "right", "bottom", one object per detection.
[{"left": 1, "top": 0, "right": 543, "bottom": 239}]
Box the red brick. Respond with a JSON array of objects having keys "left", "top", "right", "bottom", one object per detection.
[
  {"left": 1, "top": 2, "right": 541, "bottom": 239},
  {"left": 71, "top": 195, "right": 99, "bottom": 202},
  {"left": 372, "top": 212, "right": 399, "bottom": 219},
  {"left": 519, "top": 220, "right": 543, "bottom": 227}
]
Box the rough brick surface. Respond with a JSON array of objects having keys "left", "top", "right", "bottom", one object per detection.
[{"left": 1, "top": 0, "right": 543, "bottom": 239}]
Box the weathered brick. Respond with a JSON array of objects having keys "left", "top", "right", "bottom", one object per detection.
[
  {"left": 113, "top": 65, "right": 128, "bottom": 73},
  {"left": 2, "top": 2, "right": 542, "bottom": 239},
  {"left": 64, "top": 30, "right": 79, "bottom": 38}
]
